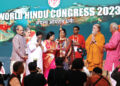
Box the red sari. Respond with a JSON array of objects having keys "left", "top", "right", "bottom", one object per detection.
[
  {"left": 43, "top": 40, "right": 58, "bottom": 79},
  {"left": 56, "top": 38, "right": 72, "bottom": 57}
]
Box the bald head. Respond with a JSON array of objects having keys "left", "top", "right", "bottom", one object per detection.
[
  {"left": 16, "top": 25, "right": 24, "bottom": 36},
  {"left": 110, "top": 23, "right": 118, "bottom": 33}
]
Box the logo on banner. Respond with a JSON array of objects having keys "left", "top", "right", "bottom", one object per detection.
[{"left": 48, "top": 0, "right": 60, "bottom": 8}]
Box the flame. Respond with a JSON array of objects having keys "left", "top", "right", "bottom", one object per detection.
[{"left": 118, "top": 25, "right": 120, "bottom": 32}]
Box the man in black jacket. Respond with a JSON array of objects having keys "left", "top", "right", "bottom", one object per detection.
[
  {"left": 8, "top": 61, "right": 24, "bottom": 86},
  {"left": 48, "top": 57, "right": 68, "bottom": 86},
  {"left": 111, "top": 65, "right": 120, "bottom": 86},
  {"left": 24, "top": 62, "right": 47, "bottom": 86},
  {"left": 67, "top": 58, "right": 87, "bottom": 86}
]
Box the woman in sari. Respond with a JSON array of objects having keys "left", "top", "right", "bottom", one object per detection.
[
  {"left": 24, "top": 28, "right": 36, "bottom": 75},
  {"left": 56, "top": 28, "right": 72, "bottom": 70},
  {"left": 43, "top": 31, "right": 58, "bottom": 79}
]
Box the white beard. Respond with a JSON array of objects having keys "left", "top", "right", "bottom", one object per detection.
[{"left": 92, "top": 31, "right": 97, "bottom": 36}]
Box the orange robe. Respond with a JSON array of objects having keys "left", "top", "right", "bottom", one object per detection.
[
  {"left": 86, "top": 32, "right": 105, "bottom": 71},
  {"left": 86, "top": 74, "right": 110, "bottom": 86}
]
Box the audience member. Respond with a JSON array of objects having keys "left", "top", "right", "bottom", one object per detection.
[
  {"left": 8, "top": 61, "right": 24, "bottom": 86},
  {"left": 24, "top": 62, "right": 47, "bottom": 86},
  {"left": 48, "top": 57, "right": 67, "bottom": 86},
  {"left": 86, "top": 67, "right": 110, "bottom": 86},
  {"left": 67, "top": 58, "right": 87, "bottom": 86},
  {"left": 111, "top": 65, "right": 120, "bottom": 86}
]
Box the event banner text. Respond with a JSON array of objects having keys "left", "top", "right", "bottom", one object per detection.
[{"left": 0, "top": 6, "right": 120, "bottom": 20}]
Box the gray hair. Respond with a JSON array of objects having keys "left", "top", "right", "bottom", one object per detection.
[
  {"left": 16, "top": 25, "right": 23, "bottom": 30},
  {"left": 25, "top": 27, "right": 30, "bottom": 32},
  {"left": 110, "top": 22, "right": 118, "bottom": 30}
]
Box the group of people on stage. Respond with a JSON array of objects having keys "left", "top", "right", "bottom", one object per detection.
[
  {"left": 10, "top": 25, "right": 86, "bottom": 78},
  {"left": 8, "top": 22, "right": 120, "bottom": 86}
]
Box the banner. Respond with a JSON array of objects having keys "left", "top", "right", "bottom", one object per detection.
[{"left": 0, "top": 0, "right": 120, "bottom": 73}]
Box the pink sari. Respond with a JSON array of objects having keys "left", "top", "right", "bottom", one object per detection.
[{"left": 43, "top": 40, "right": 58, "bottom": 79}]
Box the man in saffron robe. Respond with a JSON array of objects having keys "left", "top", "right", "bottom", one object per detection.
[
  {"left": 69, "top": 26, "right": 85, "bottom": 62},
  {"left": 86, "top": 24, "right": 105, "bottom": 71}
]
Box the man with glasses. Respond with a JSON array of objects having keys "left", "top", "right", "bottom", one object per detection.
[
  {"left": 10, "top": 25, "right": 28, "bottom": 74},
  {"left": 69, "top": 26, "right": 85, "bottom": 62}
]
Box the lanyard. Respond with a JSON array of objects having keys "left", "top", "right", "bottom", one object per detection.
[{"left": 73, "top": 35, "right": 78, "bottom": 42}]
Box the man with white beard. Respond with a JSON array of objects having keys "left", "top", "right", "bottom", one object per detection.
[
  {"left": 86, "top": 24, "right": 105, "bottom": 72},
  {"left": 26, "top": 31, "right": 46, "bottom": 75}
]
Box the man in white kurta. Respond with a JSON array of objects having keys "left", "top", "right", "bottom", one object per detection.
[{"left": 26, "top": 32, "right": 46, "bottom": 75}]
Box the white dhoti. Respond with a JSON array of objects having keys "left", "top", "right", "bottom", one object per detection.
[{"left": 109, "top": 64, "right": 117, "bottom": 86}]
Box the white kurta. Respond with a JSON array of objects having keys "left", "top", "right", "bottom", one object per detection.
[{"left": 26, "top": 35, "right": 46, "bottom": 75}]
